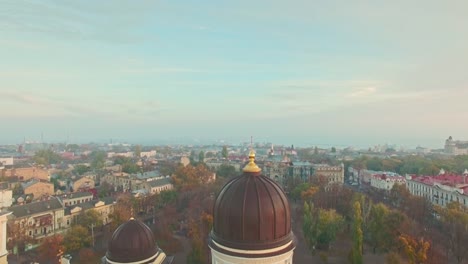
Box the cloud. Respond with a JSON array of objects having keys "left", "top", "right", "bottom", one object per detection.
[
  {"left": 348, "top": 87, "right": 377, "bottom": 97},
  {"left": 121, "top": 67, "right": 204, "bottom": 74},
  {"left": 0, "top": 90, "right": 165, "bottom": 121}
]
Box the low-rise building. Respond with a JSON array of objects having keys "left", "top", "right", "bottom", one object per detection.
[
  {"left": 0, "top": 189, "right": 13, "bottom": 209},
  {"left": 0, "top": 212, "right": 11, "bottom": 264},
  {"left": 22, "top": 180, "right": 54, "bottom": 200},
  {"left": 1, "top": 167, "right": 50, "bottom": 181},
  {"left": 289, "top": 161, "right": 313, "bottom": 182},
  {"left": 370, "top": 174, "right": 406, "bottom": 191},
  {"left": 0, "top": 157, "right": 13, "bottom": 167},
  {"left": 144, "top": 178, "right": 173, "bottom": 195},
  {"left": 313, "top": 163, "right": 345, "bottom": 184},
  {"left": 8, "top": 197, "right": 66, "bottom": 242},
  {"left": 64, "top": 197, "right": 116, "bottom": 228},
  {"left": 60, "top": 192, "right": 94, "bottom": 207},
  {"left": 72, "top": 175, "right": 95, "bottom": 192},
  {"left": 406, "top": 170, "right": 468, "bottom": 208}
]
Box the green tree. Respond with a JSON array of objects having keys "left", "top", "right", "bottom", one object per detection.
[
  {"left": 34, "top": 149, "right": 62, "bottom": 166},
  {"left": 351, "top": 201, "right": 363, "bottom": 264},
  {"left": 331, "top": 147, "right": 336, "bottom": 153},
  {"left": 73, "top": 164, "right": 90, "bottom": 175},
  {"left": 368, "top": 203, "right": 403, "bottom": 253},
  {"left": 221, "top": 146, "right": 228, "bottom": 159},
  {"left": 90, "top": 151, "right": 106, "bottom": 170},
  {"left": 292, "top": 183, "right": 311, "bottom": 201},
  {"left": 303, "top": 202, "right": 344, "bottom": 251},
  {"left": 134, "top": 145, "right": 142, "bottom": 158},
  {"left": 12, "top": 183, "right": 23, "bottom": 195},
  {"left": 63, "top": 225, "right": 92, "bottom": 253},
  {"left": 198, "top": 151, "right": 205, "bottom": 163},
  {"left": 216, "top": 164, "right": 237, "bottom": 179},
  {"left": 75, "top": 210, "right": 103, "bottom": 228},
  {"left": 316, "top": 208, "right": 344, "bottom": 249}
]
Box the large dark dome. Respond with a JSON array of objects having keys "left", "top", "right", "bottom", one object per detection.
[
  {"left": 106, "top": 218, "right": 159, "bottom": 263},
  {"left": 210, "top": 170, "right": 294, "bottom": 252}
]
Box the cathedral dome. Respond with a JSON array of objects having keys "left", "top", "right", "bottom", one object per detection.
[
  {"left": 106, "top": 218, "right": 159, "bottom": 263},
  {"left": 210, "top": 150, "right": 294, "bottom": 257}
]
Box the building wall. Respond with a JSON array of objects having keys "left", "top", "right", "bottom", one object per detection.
[
  {"left": 24, "top": 182, "right": 54, "bottom": 199},
  {"left": 313, "top": 164, "right": 345, "bottom": 184},
  {"left": 0, "top": 190, "right": 12, "bottom": 209},
  {"left": 211, "top": 245, "right": 294, "bottom": 264},
  {"left": 406, "top": 180, "right": 468, "bottom": 208},
  {"left": 149, "top": 184, "right": 174, "bottom": 195},
  {"left": 2, "top": 167, "right": 49, "bottom": 181},
  {"left": 0, "top": 212, "right": 11, "bottom": 264},
  {"left": 0, "top": 157, "right": 13, "bottom": 167},
  {"left": 72, "top": 177, "right": 95, "bottom": 191}
]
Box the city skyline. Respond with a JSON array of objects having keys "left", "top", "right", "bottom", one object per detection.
[{"left": 1, "top": 1, "right": 468, "bottom": 147}]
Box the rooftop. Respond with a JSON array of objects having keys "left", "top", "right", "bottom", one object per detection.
[{"left": 9, "top": 197, "right": 63, "bottom": 218}]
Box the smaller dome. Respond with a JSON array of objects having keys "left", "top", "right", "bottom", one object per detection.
[{"left": 107, "top": 218, "right": 159, "bottom": 263}]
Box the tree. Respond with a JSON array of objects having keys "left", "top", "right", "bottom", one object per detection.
[
  {"left": 109, "top": 193, "right": 134, "bottom": 231},
  {"left": 292, "top": 183, "right": 311, "bottom": 201},
  {"left": 63, "top": 225, "right": 92, "bottom": 253},
  {"left": 78, "top": 248, "right": 96, "bottom": 264},
  {"left": 33, "top": 149, "right": 62, "bottom": 166},
  {"left": 75, "top": 209, "right": 103, "bottom": 228},
  {"left": 134, "top": 145, "right": 142, "bottom": 158},
  {"left": 7, "top": 221, "right": 35, "bottom": 258},
  {"left": 368, "top": 203, "right": 404, "bottom": 253},
  {"left": 198, "top": 151, "right": 205, "bottom": 163},
  {"left": 435, "top": 202, "right": 468, "bottom": 264},
  {"left": 90, "top": 151, "right": 106, "bottom": 170},
  {"left": 316, "top": 208, "right": 344, "bottom": 249},
  {"left": 74, "top": 164, "right": 90, "bottom": 175},
  {"left": 172, "top": 164, "right": 214, "bottom": 190},
  {"left": 216, "top": 164, "right": 237, "bottom": 179},
  {"left": 303, "top": 202, "right": 344, "bottom": 251},
  {"left": 399, "top": 234, "right": 430, "bottom": 264},
  {"left": 12, "top": 183, "right": 23, "bottom": 195},
  {"left": 351, "top": 201, "right": 363, "bottom": 264},
  {"left": 38, "top": 235, "right": 64, "bottom": 264},
  {"left": 331, "top": 147, "right": 336, "bottom": 153},
  {"left": 221, "top": 146, "right": 228, "bottom": 159}
]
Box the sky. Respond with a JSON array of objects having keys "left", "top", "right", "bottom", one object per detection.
[{"left": 1, "top": 0, "right": 467, "bottom": 148}]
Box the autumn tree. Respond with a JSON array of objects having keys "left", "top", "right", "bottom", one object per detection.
[
  {"left": 109, "top": 193, "right": 134, "bottom": 231},
  {"left": 172, "top": 164, "right": 214, "bottom": 190},
  {"left": 399, "top": 234, "right": 430, "bottom": 264},
  {"left": 78, "top": 248, "right": 96, "bottom": 264},
  {"left": 63, "top": 225, "right": 92, "bottom": 253},
  {"left": 38, "top": 235, "right": 64, "bottom": 264},
  {"left": 351, "top": 201, "right": 363, "bottom": 264},
  {"left": 7, "top": 221, "right": 35, "bottom": 257},
  {"left": 435, "top": 202, "right": 468, "bottom": 264}
]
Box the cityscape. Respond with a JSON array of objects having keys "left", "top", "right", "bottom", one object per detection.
[{"left": 2, "top": 1, "right": 468, "bottom": 264}]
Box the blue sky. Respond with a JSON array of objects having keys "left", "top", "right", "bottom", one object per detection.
[{"left": 1, "top": 0, "right": 467, "bottom": 147}]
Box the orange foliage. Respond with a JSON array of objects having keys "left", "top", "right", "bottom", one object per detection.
[{"left": 399, "top": 234, "right": 431, "bottom": 264}]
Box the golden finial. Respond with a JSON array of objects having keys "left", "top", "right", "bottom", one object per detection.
[{"left": 243, "top": 138, "right": 261, "bottom": 173}]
